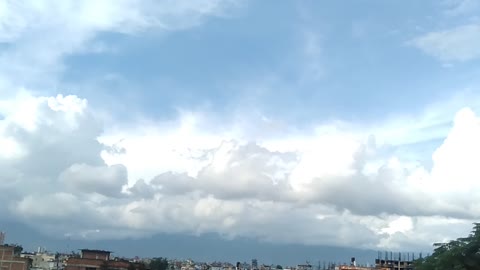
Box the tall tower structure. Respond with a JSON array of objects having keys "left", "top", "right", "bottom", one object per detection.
[{"left": 0, "top": 231, "right": 5, "bottom": 245}]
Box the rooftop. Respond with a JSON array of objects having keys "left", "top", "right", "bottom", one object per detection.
[{"left": 80, "top": 249, "right": 112, "bottom": 254}]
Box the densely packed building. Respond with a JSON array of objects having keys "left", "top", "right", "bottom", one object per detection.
[{"left": 0, "top": 245, "right": 31, "bottom": 270}]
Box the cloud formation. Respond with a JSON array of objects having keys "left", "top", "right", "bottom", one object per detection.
[
  {"left": 0, "top": 0, "right": 242, "bottom": 88},
  {"left": 1, "top": 89, "right": 480, "bottom": 251},
  {"left": 1, "top": 0, "right": 480, "bottom": 254},
  {"left": 410, "top": 23, "right": 480, "bottom": 62}
]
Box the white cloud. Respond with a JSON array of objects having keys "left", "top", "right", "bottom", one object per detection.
[
  {"left": 2, "top": 0, "right": 480, "bottom": 252},
  {"left": 429, "top": 108, "right": 480, "bottom": 193},
  {"left": 0, "top": 0, "right": 243, "bottom": 90},
  {"left": 2, "top": 89, "right": 480, "bottom": 250},
  {"left": 380, "top": 216, "right": 413, "bottom": 235},
  {"left": 443, "top": 0, "right": 480, "bottom": 16},
  {"left": 15, "top": 193, "right": 84, "bottom": 221},
  {"left": 409, "top": 23, "right": 480, "bottom": 62}
]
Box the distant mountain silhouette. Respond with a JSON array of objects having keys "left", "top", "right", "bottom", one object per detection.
[{"left": 1, "top": 220, "right": 377, "bottom": 265}]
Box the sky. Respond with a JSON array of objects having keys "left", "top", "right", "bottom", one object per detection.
[{"left": 2, "top": 0, "right": 480, "bottom": 262}]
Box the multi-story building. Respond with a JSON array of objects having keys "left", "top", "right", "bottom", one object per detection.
[
  {"left": 374, "top": 259, "right": 414, "bottom": 270},
  {"left": 296, "top": 264, "right": 312, "bottom": 270},
  {"left": 21, "top": 251, "right": 65, "bottom": 270},
  {"left": 209, "top": 262, "right": 222, "bottom": 270},
  {"left": 250, "top": 260, "right": 257, "bottom": 270},
  {"left": 0, "top": 245, "right": 31, "bottom": 270},
  {"left": 65, "top": 250, "right": 144, "bottom": 270}
]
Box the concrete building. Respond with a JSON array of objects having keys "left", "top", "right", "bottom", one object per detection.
[
  {"left": 0, "top": 245, "right": 31, "bottom": 270},
  {"left": 21, "top": 251, "right": 63, "bottom": 270},
  {"left": 250, "top": 260, "right": 257, "bottom": 270},
  {"left": 374, "top": 259, "right": 413, "bottom": 270},
  {"left": 374, "top": 252, "right": 416, "bottom": 270},
  {"left": 80, "top": 251, "right": 110, "bottom": 261},
  {"left": 65, "top": 250, "right": 144, "bottom": 270},
  {"left": 209, "top": 263, "right": 222, "bottom": 270},
  {"left": 296, "top": 265, "right": 312, "bottom": 270}
]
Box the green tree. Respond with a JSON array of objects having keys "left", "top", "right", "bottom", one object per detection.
[
  {"left": 276, "top": 265, "right": 283, "bottom": 269},
  {"left": 415, "top": 223, "right": 480, "bottom": 270},
  {"left": 13, "top": 245, "right": 23, "bottom": 255},
  {"left": 150, "top": 258, "right": 169, "bottom": 270},
  {"left": 70, "top": 251, "right": 80, "bottom": 258},
  {"left": 5, "top": 244, "right": 23, "bottom": 256}
]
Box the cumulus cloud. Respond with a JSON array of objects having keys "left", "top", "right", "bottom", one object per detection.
[
  {"left": 99, "top": 105, "right": 480, "bottom": 248},
  {"left": 59, "top": 164, "right": 128, "bottom": 197},
  {"left": 15, "top": 193, "right": 85, "bottom": 221},
  {"left": 128, "top": 179, "right": 156, "bottom": 199},
  {"left": 3, "top": 88, "right": 480, "bottom": 250},
  {"left": 2, "top": 0, "right": 480, "bottom": 252},
  {"left": 0, "top": 93, "right": 103, "bottom": 182}
]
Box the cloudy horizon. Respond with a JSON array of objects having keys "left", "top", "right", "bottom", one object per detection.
[{"left": 2, "top": 0, "right": 480, "bottom": 257}]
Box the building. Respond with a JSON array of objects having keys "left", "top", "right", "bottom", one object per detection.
[
  {"left": 209, "top": 262, "right": 222, "bottom": 270},
  {"left": 80, "top": 251, "right": 111, "bottom": 262},
  {"left": 259, "top": 265, "right": 271, "bottom": 270},
  {"left": 65, "top": 250, "right": 144, "bottom": 270},
  {"left": 0, "top": 245, "right": 31, "bottom": 270},
  {"left": 250, "top": 260, "right": 257, "bottom": 270},
  {"left": 296, "top": 264, "right": 312, "bottom": 270},
  {"left": 20, "top": 250, "right": 64, "bottom": 270},
  {"left": 0, "top": 233, "right": 5, "bottom": 245},
  {"left": 374, "top": 259, "right": 414, "bottom": 270}
]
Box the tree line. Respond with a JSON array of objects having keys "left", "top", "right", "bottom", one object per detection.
[{"left": 414, "top": 223, "right": 480, "bottom": 270}]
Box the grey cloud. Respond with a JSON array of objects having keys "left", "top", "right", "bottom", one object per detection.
[
  {"left": 143, "top": 137, "right": 480, "bottom": 221},
  {"left": 151, "top": 172, "right": 197, "bottom": 195},
  {"left": 15, "top": 193, "right": 84, "bottom": 221},
  {"left": 147, "top": 142, "right": 297, "bottom": 201},
  {"left": 2, "top": 92, "right": 480, "bottom": 251},
  {"left": 10, "top": 192, "right": 114, "bottom": 238},
  {"left": 1, "top": 98, "right": 104, "bottom": 180},
  {"left": 59, "top": 164, "right": 128, "bottom": 198},
  {"left": 196, "top": 142, "right": 297, "bottom": 201},
  {"left": 145, "top": 139, "right": 423, "bottom": 218},
  {"left": 128, "top": 179, "right": 156, "bottom": 199}
]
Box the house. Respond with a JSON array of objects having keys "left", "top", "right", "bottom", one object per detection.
[
  {"left": 209, "top": 262, "right": 222, "bottom": 270},
  {"left": 296, "top": 265, "right": 311, "bottom": 270},
  {"left": 21, "top": 251, "right": 60, "bottom": 270},
  {"left": 0, "top": 245, "right": 31, "bottom": 270}
]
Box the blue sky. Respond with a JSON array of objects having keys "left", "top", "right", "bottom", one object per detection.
[
  {"left": 2, "top": 0, "right": 480, "bottom": 260},
  {"left": 57, "top": 0, "right": 479, "bottom": 123}
]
